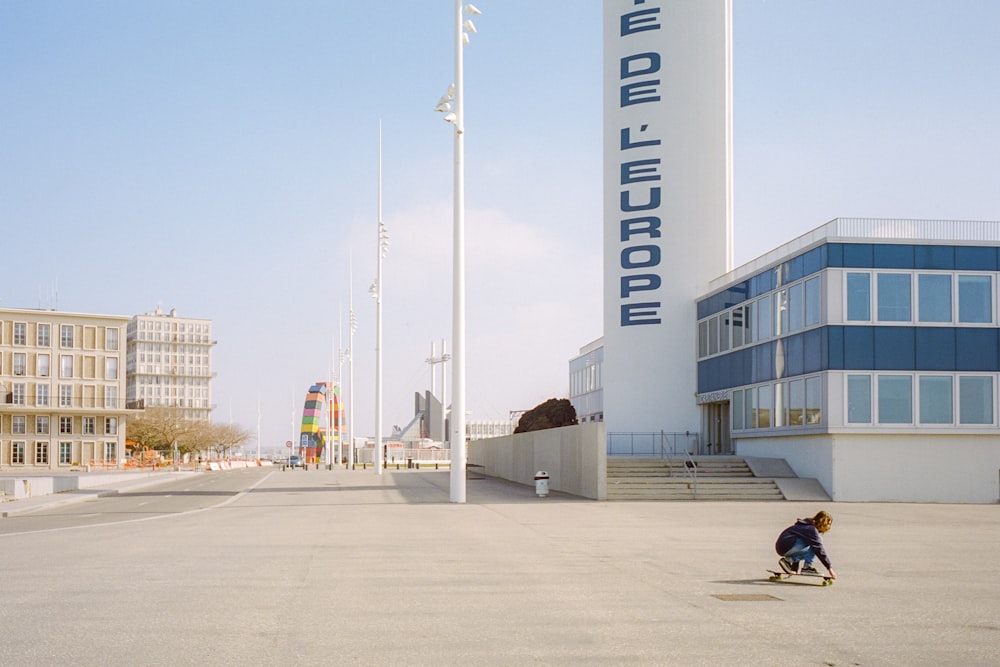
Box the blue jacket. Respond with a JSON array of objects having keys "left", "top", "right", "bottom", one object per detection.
[{"left": 775, "top": 518, "right": 832, "bottom": 569}]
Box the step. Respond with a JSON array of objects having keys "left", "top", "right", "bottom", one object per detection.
[{"left": 606, "top": 456, "right": 786, "bottom": 501}]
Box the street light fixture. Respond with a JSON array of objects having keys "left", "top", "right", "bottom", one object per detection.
[{"left": 436, "top": 1, "right": 483, "bottom": 504}]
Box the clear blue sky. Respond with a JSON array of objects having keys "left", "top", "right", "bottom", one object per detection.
[{"left": 3, "top": 1, "right": 998, "bottom": 454}]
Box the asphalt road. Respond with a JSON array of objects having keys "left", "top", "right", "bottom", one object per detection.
[
  {"left": 2, "top": 467, "right": 999, "bottom": 666},
  {"left": 0, "top": 468, "right": 270, "bottom": 535}
]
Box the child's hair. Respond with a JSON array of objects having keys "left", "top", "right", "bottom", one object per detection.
[{"left": 811, "top": 510, "right": 833, "bottom": 533}]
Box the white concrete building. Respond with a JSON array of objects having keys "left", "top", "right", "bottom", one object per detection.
[
  {"left": 125, "top": 307, "right": 215, "bottom": 422},
  {"left": 0, "top": 308, "right": 130, "bottom": 469}
]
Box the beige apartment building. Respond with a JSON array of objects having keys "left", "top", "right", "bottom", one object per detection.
[
  {"left": 125, "top": 307, "right": 215, "bottom": 422},
  {"left": 0, "top": 308, "right": 130, "bottom": 469}
]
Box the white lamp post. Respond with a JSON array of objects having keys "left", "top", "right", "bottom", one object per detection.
[
  {"left": 436, "top": 2, "right": 481, "bottom": 504},
  {"left": 371, "top": 123, "right": 389, "bottom": 476},
  {"left": 348, "top": 256, "right": 357, "bottom": 469}
]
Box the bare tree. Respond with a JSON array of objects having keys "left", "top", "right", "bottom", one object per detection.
[
  {"left": 207, "top": 422, "right": 253, "bottom": 459},
  {"left": 126, "top": 407, "right": 198, "bottom": 454}
]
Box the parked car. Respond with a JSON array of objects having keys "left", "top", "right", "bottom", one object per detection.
[{"left": 288, "top": 455, "right": 305, "bottom": 468}]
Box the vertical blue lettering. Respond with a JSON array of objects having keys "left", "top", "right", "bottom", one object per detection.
[
  {"left": 620, "top": 7, "right": 661, "bottom": 36},
  {"left": 620, "top": 216, "right": 662, "bottom": 242},
  {"left": 620, "top": 159, "right": 661, "bottom": 185},
  {"left": 621, "top": 302, "right": 662, "bottom": 326},
  {"left": 621, "top": 126, "right": 660, "bottom": 150},
  {"left": 621, "top": 245, "right": 661, "bottom": 269},
  {"left": 620, "top": 187, "right": 661, "bottom": 212}
]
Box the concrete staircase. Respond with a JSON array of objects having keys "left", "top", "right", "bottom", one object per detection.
[{"left": 606, "top": 456, "right": 785, "bottom": 501}]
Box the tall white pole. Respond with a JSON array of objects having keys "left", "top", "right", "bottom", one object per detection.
[
  {"left": 441, "top": 338, "right": 448, "bottom": 444},
  {"left": 449, "top": 0, "right": 467, "bottom": 503},
  {"left": 375, "top": 121, "right": 384, "bottom": 476},
  {"left": 256, "top": 394, "right": 261, "bottom": 461},
  {"left": 329, "top": 336, "right": 335, "bottom": 468},
  {"left": 336, "top": 308, "right": 344, "bottom": 466},
  {"left": 349, "top": 254, "right": 356, "bottom": 469}
]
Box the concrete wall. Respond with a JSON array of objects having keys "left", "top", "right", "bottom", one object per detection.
[
  {"left": 468, "top": 422, "right": 607, "bottom": 500},
  {"left": 0, "top": 471, "right": 169, "bottom": 500},
  {"left": 738, "top": 434, "right": 1000, "bottom": 503}
]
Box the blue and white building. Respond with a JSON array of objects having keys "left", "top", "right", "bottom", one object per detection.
[
  {"left": 580, "top": 0, "right": 1000, "bottom": 502},
  {"left": 697, "top": 218, "right": 1000, "bottom": 502}
]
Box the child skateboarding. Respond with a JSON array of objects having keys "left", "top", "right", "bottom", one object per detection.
[{"left": 774, "top": 510, "right": 837, "bottom": 580}]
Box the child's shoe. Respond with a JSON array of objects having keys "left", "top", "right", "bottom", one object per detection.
[{"left": 779, "top": 558, "right": 800, "bottom": 574}]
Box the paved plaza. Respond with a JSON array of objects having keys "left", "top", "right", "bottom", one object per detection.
[{"left": 1, "top": 467, "right": 998, "bottom": 666}]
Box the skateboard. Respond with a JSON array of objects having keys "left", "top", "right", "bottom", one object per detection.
[{"left": 767, "top": 569, "right": 834, "bottom": 586}]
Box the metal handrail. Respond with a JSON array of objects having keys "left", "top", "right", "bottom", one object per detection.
[{"left": 607, "top": 431, "right": 700, "bottom": 458}]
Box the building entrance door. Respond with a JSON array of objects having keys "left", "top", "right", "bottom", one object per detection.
[{"left": 704, "top": 402, "right": 732, "bottom": 455}]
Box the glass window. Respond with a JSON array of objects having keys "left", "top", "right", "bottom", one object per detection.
[
  {"left": 774, "top": 382, "right": 788, "bottom": 427},
  {"left": 698, "top": 321, "right": 708, "bottom": 358},
  {"left": 877, "top": 273, "right": 912, "bottom": 321},
  {"left": 846, "top": 273, "right": 870, "bottom": 321},
  {"left": 36, "top": 385, "right": 49, "bottom": 407},
  {"left": 754, "top": 295, "right": 772, "bottom": 341},
  {"left": 804, "top": 276, "right": 821, "bottom": 327},
  {"left": 60, "top": 442, "right": 73, "bottom": 464},
  {"left": 788, "top": 283, "right": 804, "bottom": 332},
  {"left": 788, "top": 379, "right": 804, "bottom": 426},
  {"left": 756, "top": 385, "right": 772, "bottom": 428},
  {"left": 959, "top": 376, "right": 993, "bottom": 425},
  {"left": 708, "top": 316, "right": 719, "bottom": 356},
  {"left": 35, "top": 442, "right": 48, "bottom": 465},
  {"left": 744, "top": 302, "right": 755, "bottom": 344},
  {"left": 83, "top": 417, "right": 96, "bottom": 436},
  {"left": 805, "top": 376, "right": 821, "bottom": 424},
  {"left": 37, "top": 354, "right": 50, "bottom": 377},
  {"left": 106, "top": 328, "right": 119, "bottom": 351},
  {"left": 775, "top": 290, "right": 788, "bottom": 336},
  {"left": 106, "top": 357, "right": 118, "bottom": 380},
  {"left": 37, "top": 323, "right": 50, "bottom": 347},
  {"left": 59, "top": 385, "right": 73, "bottom": 407},
  {"left": 731, "top": 307, "right": 745, "bottom": 348},
  {"left": 14, "top": 322, "right": 27, "bottom": 345},
  {"left": 13, "top": 353, "right": 26, "bottom": 376},
  {"left": 919, "top": 376, "right": 953, "bottom": 424},
  {"left": 878, "top": 375, "right": 912, "bottom": 424},
  {"left": 745, "top": 387, "right": 755, "bottom": 429},
  {"left": 12, "top": 384, "right": 26, "bottom": 405},
  {"left": 847, "top": 375, "right": 872, "bottom": 423},
  {"left": 12, "top": 416, "right": 26, "bottom": 434},
  {"left": 732, "top": 390, "right": 744, "bottom": 430},
  {"left": 105, "top": 386, "right": 118, "bottom": 410},
  {"left": 36, "top": 416, "right": 49, "bottom": 435},
  {"left": 105, "top": 417, "right": 118, "bottom": 436},
  {"left": 60, "top": 416, "right": 73, "bottom": 434},
  {"left": 12, "top": 442, "right": 25, "bottom": 464},
  {"left": 103, "top": 442, "right": 116, "bottom": 461},
  {"left": 61, "top": 324, "right": 74, "bottom": 348},
  {"left": 917, "top": 274, "right": 952, "bottom": 323},
  {"left": 719, "top": 312, "right": 731, "bottom": 353},
  {"left": 958, "top": 275, "right": 992, "bottom": 323},
  {"left": 60, "top": 355, "right": 73, "bottom": 378}
]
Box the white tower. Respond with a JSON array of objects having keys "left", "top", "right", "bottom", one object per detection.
[{"left": 602, "top": 0, "right": 733, "bottom": 434}]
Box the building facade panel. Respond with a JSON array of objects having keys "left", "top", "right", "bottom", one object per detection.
[{"left": 0, "top": 308, "right": 130, "bottom": 469}]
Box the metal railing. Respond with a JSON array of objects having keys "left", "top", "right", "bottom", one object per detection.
[
  {"left": 354, "top": 447, "right": 451, "bottom": 465},
  {"left": 607, "top": 431, "right": 700, "bottom": 458}
]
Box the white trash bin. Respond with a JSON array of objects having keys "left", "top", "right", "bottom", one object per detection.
[{"left": 534, "top": 471, "right": 550, "bottom": 497}]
